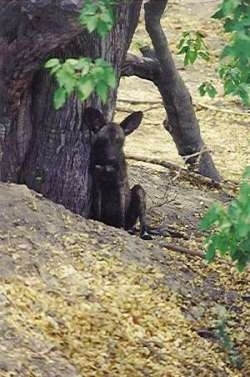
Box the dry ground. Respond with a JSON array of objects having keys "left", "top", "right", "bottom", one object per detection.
[{"left": 0, "top": 174, "right": 249, "bottom": 376}]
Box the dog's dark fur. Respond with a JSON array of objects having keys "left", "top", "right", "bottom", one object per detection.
[{"left": 84, "top": 107, "right": 151, "bottom": 239}]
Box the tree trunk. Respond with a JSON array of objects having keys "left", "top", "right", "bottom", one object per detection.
[
  {"left": 0, "top": 0, "right": 142, "bottom": 216},
  {"left": 123, "top": 0, "right": 221, "bottom": 182}
]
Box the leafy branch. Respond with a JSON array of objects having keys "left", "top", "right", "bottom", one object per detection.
[
  {"left": 45, "top": 57, "right": 116, "bottom": 109},
  {"left": 200, "top": 166, "right": 250, "bottom": 271},
  {"left": 212, "top": 0, "right": 250, "bottom": 105},
  {"left": 177, "top": 31, "right": 210, "bottom": 66},
  {"left": 45, "top": 0, "right": 117, "bottom": 109},
  {"left": 178, "top": 0, "right": 250, "bottom": 105},
  {"left": 79, "top": 0, "right": 117, "bottom": 37}
]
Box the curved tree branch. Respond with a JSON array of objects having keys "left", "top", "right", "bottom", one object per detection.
[{"left": 123, "top": 0, "right": 221, "bottom": 182}]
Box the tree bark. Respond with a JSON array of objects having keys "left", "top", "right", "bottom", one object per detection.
[
  {"left": 0, "top": 0, "right": 142, "bottom": 216},
  {"left": 123, "top": 0, "right": 221, "bottom": 182}
]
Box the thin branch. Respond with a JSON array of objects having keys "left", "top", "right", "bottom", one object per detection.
[
  {"left": 196, "top": 102, "right": 250, "bottom": 116},
  {"left": 116, "top": 106, "right": 132, "bottom": 113},
  {"left": 162, "top": 242, "right": 204, "bottom": 258},
  {"left": 116, "top": 105, "right": 162, "bottom": 113},
  {"left": 126, "top": 155, "right": 238, "bottom": 193},
  {"left": 118, "top": 98, "right": 162, "bottom": 105}
]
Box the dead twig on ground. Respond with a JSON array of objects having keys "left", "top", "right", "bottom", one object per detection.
[
  {"left": 126, "top": 155, "right": 238, "bottom": 194},
  {"left": 118, "top": 98, "right": 162, "bottom": 105},
  {"left": 162, "top": 242, "right": 204, "bottom": 258},
  {"left": 195, "top": 102, "right": 250, "bottom": 116},
  {"left": 116, "top": 105, "right": 162, "bottom": 114}
]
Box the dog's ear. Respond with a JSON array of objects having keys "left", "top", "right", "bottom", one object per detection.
[
  {"left": 120, "top": 111, "right": 143, "bottom": 136},
  {"left": 83, "top": 108, "right": 106, "bottom": 133}
]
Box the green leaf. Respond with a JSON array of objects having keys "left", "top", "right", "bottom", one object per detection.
[
  {"left": 199, "top": 204, "right": 224, "bottom": 230},
  {"left": 100, "top": 8, "right": 114, "bottom": 25},
  {"left": 85, "top": 15, "right": 100, "bottom": 33},
  {"left": 177, "top": 38, "right": 186, "bottom": 49},
  {"left": 198, "top": 51, "right": 210, "bottom": 61},
  {"left": 74, "top": 58, "right": 92, "bottom": 70},
  {"left": 62, "top": 61, "right": 75, "bottom": 75},
  {"left": 56, "top": 69, "right": 75, "bottom": 94},
  {"left": 199, "top": 82, "right": 218, "bottom": 98},
  {"left": 95, "top": 58, "right": 107, "bottom": 66},
  {"left": 66, "top": 59, "right": 79, "bottom": 68},
  {"left": 238, "top": 84, "right": 250, "bottom": 106},
  {"left": 237, "top": 220, "right": 250, "bottom": 238},
  {"left": 238, "top": 182, "right": 250, "bottom": 206},
  {"left": 199, "top": 83, "right": 206, "bottom": 96},
  {"left": 212, "top": 7, "right": 224, "bottom": 19},
  {"left": 96, "top": 81, "right": 109, "bottom": 103},
  {"left": 53, "top": 87, "right": 67, "bottom": 109},
  {"left": 206, "top": 84, "right": 217, "bottom": 98},
  {"left": 205, "top": 237, "right": 217, "bottom": 262},
  {"left": 243, "top": 166, "right": 250, "bottom": 180},
  {"left": 91, "top": 66, "right": 105, "bottom": 83},
  {"left": 209, "top": 1, "right": 250, "bottom": 107},
  {"left": 96, "top": 20, "right": 110, "bottom": 37},
  {"left": 201, "top": 167, "right": 250, "bottom": 271},
  {"left": 224, "top": 79, "right": 237, "bottom": 95},
  {"left": 50, "top": 65, "right": 61, "bottom": 75},
  {"left": 177, "top": 46, "right": 189, "bottom": 55},
  {"left": 222, "top": 0, "right": 241, "bottom": 17},
  {"left": 44, "top": 58, "right": 60, "bottom": 68},
  {"left": 236, "top": 253, "right": 249, "bottom": 272},
  {"left": 79, "top": 0, "right": 116, "bottom": 37},
  {"left": 224, "top": 19, "right": 241, "bottom": 33},
  {"left": 228, "top": 200, "right": 241, "bottom": 220},
  {"left": 77, "top": 77, "right": 95, "bottom": 101},
  {"left": 217, "top": 234, "right": 231, "bottom": 255},
  {"left": 184, "top": 53, "right": 190, "bottom": 66},
  {"left": 239, "top": 237, "right": 250, "bottom": 254},
  {"left": 177, "top": 30, "right": 209, "bottom": 67},
  {"left": 104, "top": 68, "right": 116, "bottom": 88}
]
